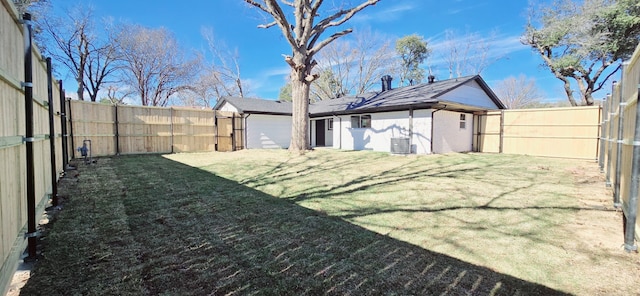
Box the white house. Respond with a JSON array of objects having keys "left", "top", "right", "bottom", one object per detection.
[{"left": 214, "top": 75, "right": 505, "bottom": 154}]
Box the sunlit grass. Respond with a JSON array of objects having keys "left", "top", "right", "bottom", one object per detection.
[{"left": 19, "top": 150, "right": 636, "bottom": 295}]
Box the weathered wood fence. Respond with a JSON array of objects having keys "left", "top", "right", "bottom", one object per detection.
[
  {"left": 600, "top": 44, "right": 640, "bottom": 251},
  {"left": 1, "top": 1, "right": 64, "bottom": 294},
  {"left": 474, "top": 106, "right": 602, "bottom": 160},
  {"left": 67, "top": 101, "right": 243, "bottom": 157}
]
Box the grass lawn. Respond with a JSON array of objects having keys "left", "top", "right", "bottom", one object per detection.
[{"left": 19, "top": 150, "right": 640, "bottom": 295}]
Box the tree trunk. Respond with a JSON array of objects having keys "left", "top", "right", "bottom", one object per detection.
[{"left": 289, "top": 67, "right": 311, "bottom": 153}]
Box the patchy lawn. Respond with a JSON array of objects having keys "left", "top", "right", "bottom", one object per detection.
[{"left": 19, "top": 150, "right": 640, "bottom": 295}]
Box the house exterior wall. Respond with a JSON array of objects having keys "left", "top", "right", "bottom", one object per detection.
[
  {"left": 333, "top": 110, "right": 433, "bottom": 154},
  {"left": 218, "top": 102, "right": 239, "bottom": 112},
  {"left": 432, "top": 110, "right": 473, "bottom": 153},
  {"left": 438, "top": 80, "right": 500, "bottom": 109},
  {"left": 310, "top": 117, "right": 334, "bottom": 147},
  {"left": 245, "top": 114, "right": 291, "bottom": 149}
]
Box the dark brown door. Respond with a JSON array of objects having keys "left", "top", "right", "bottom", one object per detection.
[{"left": 316, "top": 120, "right": 325, "bottom": 147}]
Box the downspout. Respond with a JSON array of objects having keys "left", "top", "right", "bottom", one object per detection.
[
  {"left": 23, "top": 13, "right": 38, "bottom": 259},
  {"left": 244, "top": 113, "right": 251, "bottom": 149},
  {"left": 336, "top": 115, "right": 342, "bottom": 149},
  {"left": 430, "top": 106, "right": 446, "bottom": 154},
  {"left": 624, "top": 81, "right": 640, "bottom": 252},
  {"left": 46, "top": 58, "right": 58, "bottom": 206},
  {"left": 58, "top": 80, "right": 68, "bottom": 169},
  {"left": 409, "top": 108, "right": 414, "bottom": 153},
  {"left": 599, "top": 95, "right": 609, "bottom": 172}
]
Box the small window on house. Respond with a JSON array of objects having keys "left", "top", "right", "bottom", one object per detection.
[
  {"left": 460, "top": 113, "right": 467, "bottom": 129},
  {"left": 350, "top": 115, "right": 372, "bottom": 128},
  {"left": 328, "top": 118, "right": 333, "bottom": 130},
  {"left": 361, "top": 115, "right": 371, "bottom": 128}
]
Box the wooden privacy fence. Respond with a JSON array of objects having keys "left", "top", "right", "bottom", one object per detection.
[
  {"left": 474, "top": 106, "right": 602, "bottom": 160},
  {"left": 0, "top": 1, "right": 66, "bottom": 294},
  {"left": 68, "top": 100, "right": 243, "bottom": 157},
  {"left": 600, "top": 44, "right": 640, "bottom": 252}
]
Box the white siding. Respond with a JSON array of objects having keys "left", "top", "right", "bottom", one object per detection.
[
  {"left": 439, "top": 80, "right": 499, "bottom": 109},
  {"left": 432, "top": 110, "right": 473, "bottom": 153},
  {"left": 333, "top": 110, "right": 433, "bottom": 154},
  {"left": 218, "top": 102, "right": 239, "bottom": 112},
  {"left": 412, "top": 109, "right": 433, "bottom": 154},
  {"left": 245, "top": 114, "right": 291, "bottom": 149}
]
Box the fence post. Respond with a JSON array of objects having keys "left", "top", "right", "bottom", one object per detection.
[
  {"left": 22, "top": 13, "right": 38, "bottom": 259},
  {"left": 614, "top": 101, "right": 627, "bottom": 208},
  {"left": 68, "top": 99, "right": 75, "bottom": 159},
  {"left": 606, "top": 91, "right": 616, "bottom": 187},
  {"left": 623, "top": 83, "right": 640, "bottom": 252},
  {"left": 58, "top": 80, "right": 68, "bottom": 169},
  {"left": 599, "top": 97, "right": 608, "bottom": 171},
  {"left": 499, "top": 110, "right": 504, "bottom": 154},
  {"left": 170, "top": 107, "right": 174, "bottom": 153},
  {"left": 114, "top": 104, "right": 120, "bottom": 155},
  {"left": 46, "top": 58, "right": 58, "bottom": 206}
]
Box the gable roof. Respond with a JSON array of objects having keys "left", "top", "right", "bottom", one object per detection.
[
  {"left": 214, "top": 96, "right": 292, "bottom": 115},
  {"left": 214, "top": 75, "right": 505, "bottom": 116}
]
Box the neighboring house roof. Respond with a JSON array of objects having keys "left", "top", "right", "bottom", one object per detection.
[
  {"left": 214, "top": 75, "right": 505, "bottom": 116},
  {"left": 215, "top": 96, "right": 292, "bottom": 115}
]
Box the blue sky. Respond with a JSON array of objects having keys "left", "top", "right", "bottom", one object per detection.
[{"left": 47, "top": 0, "right": 618, "bottom": 104}]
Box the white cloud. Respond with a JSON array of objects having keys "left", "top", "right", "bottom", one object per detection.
[{"left": 352, "top": 2, "right": 417, "bottom": 23}]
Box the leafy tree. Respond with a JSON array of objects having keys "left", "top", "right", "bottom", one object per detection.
[
  {"left": 395, "top": 34, "right": 430, "bottom": 86},
  {"left": 494, "top": 75, "right": 544, "bottom": 109},
  {"left": 245, "top": 0, "right": 381, "bottom": 153},
  {"left": 522, "top": 0, "right": 640, "bottom": 106},
  {"left": 278, "top": 82, "right": 292, "bottom": 102},
  {"left": 114, "top": 24, "right": 200, "bottom": 106}
]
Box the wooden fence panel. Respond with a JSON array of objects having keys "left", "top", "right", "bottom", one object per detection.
[
  {"left": 0, "top": 0, "right": 66, "bottom": 293},
  {"left": 69, "top": 101, "right": 116, "bottom": 157},
  {"left": 172, "top": 108, "right": 216, "bottom": 153},
  {"left": 476, "top": 107, "right": 601, "bottom": 159},
  {"left": 117, "top": 105, "right": 172, "bottom": 154},
  {"left": 618, "top": 45, "right": 640, "bottom": 239},
  {"left": 474, "top": 111, "right": 501, "bottom": 153}
]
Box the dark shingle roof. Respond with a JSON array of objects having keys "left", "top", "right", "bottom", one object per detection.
[
  {"left": 215, "top": 75, "right": 504, "bottom": 116},
  {"left": 215, "top": 96, "right": 292, "bottom": 115}
]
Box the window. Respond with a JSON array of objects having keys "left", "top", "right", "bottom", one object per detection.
[
  {"left": 459, "top": 113, "right": 467, "bottom": 129},
  {"left": 328, "top": 118, "right": 333, "bottom": 130},
  {"left": 350, "top": 115, "right": 371, "bottom": 128}
]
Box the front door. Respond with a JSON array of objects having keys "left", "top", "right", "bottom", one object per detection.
[{"left": 316, "top": 120, "right": 325, "bottom": 147}]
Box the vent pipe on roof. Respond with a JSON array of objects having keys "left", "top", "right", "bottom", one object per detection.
[
  {"left": 381, "top": 75, "right": 392, "bottom": 92},
  {"left": 428, "top": 75, "right": 436, "bottom": 84}
]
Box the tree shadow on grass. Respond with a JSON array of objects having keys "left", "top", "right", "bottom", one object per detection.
[{"left": 22, "top": 155, "right": 570, "bottom": 295}]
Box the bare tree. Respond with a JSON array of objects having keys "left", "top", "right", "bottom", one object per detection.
[
  {"left": 494, "top": 75, "right": 544, "bottom": 109},
  {"left": 244, "top": 0, "right": 381, "bottom": 153},
  {"left": 39, "top": 5, "right": 118, "bottom": 101},
  {"left": 114, "top": 24, "right": 200, "bottom": 107},
  {"left": 313, "top": 29, "right": 396, "bottom": 99},
  {"left": 441, "top": 30, "right": 497, "bottom": 79}
]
